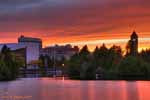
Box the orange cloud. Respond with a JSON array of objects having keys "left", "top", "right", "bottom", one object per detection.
[{"left": 0, "top": 0, "right": 150, "bottom": 51}]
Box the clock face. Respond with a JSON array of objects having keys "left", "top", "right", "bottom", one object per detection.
[{"left": 132, "top": 38, "right": 136, "bottom": 41}]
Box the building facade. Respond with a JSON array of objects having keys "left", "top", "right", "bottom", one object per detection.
[
  {"left": 18, "top": 35, "right": 42, "bottom": 64},
  {"left": 41, "top": 44, "right": 79, "bottom": 60},
  {"left": 0, "top": 35, "right": 42, "bottom": 64},
  {"left": 12, "top": 48, "right": 27, "bottom": 67}
]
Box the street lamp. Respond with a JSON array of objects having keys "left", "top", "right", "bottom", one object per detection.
[
  {"left": 62, "top": 64, "right": 64, "bottom": 67},
  {"left": 62, "top": 63, "right": 65, "bottom": 77}
]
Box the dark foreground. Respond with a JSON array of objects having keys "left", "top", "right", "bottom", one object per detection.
[{"left": 0, "top": 78, "right": 150, "bottom": 100}]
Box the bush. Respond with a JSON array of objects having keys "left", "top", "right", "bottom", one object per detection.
[
  {"left": 0, "top": 45, "right": 23, "bottom": 81},
  {"left": 117, "top": 56, "right": 150, "bottom": 80}
]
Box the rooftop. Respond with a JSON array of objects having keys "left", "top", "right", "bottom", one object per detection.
[{"left": 18, "top": 35, "right": 42, "bottom": 43}]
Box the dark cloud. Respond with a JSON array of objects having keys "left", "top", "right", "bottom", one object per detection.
[
  {"left": 0, "top": 0, "right": 150, "bottom": 41},
  {"left": 0, "top": 0, "right": 39, "bottom": 4}
]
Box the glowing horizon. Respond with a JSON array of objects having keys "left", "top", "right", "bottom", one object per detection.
[{"left": 0, "top": 32, "right": 149, "bottom": 52}]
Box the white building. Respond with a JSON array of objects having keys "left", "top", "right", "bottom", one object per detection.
[
  {"left": 18, "top": 35, "right": 42, "bottom": 64},
  {"left": 41, "top": 44, "right": 79, "bottom": 60},
  {"left": 0, "top": 35, "right": 42, "bottom": 64}
]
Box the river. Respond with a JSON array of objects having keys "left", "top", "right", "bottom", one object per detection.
[{"left": 0, "top": 78, "right": 149, "bottom": 100}]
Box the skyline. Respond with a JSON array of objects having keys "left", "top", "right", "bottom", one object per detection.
[
  {"left": 0, "top": 0, "right": 150, "bottom": 51},
  {"left": 0, "top": 32, "right": 149, "bottom": 52}
]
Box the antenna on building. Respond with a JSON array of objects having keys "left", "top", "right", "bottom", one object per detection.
[
  {"left": 20, "top": 35, "right": 24, "bottom": 38},
  {"left": 129, "top": 24, "right": 136, "bottom": 33}
]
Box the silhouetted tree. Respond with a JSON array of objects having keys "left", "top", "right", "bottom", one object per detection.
[
  {"left": 126, "top": 40, "right": 131, "bottom": 56},
  {"left": 79, "top": 45, "right": 90, "bottom": 56},
  {"left": 93, "top": 46, "right": 99, "bottom": 58},
  {"left": 139, "top": 49, "right": 150, "bottom": 64},
  {"left": 0, "top": 45, "right": 23, "bottom": 81},
  {"left": 66, "top": 53, "right": 81, "bottom": 79},
  {"left": 117, "top": 56, "right": 150, "bottom": 80}
]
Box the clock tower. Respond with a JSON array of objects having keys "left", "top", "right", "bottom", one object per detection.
[{"left": 130, "top": 31, "right": 138, "bottom": 56}]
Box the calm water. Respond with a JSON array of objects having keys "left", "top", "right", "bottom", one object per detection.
[{"left": 0, "top": 78, "right": 150, "bottom": 100}]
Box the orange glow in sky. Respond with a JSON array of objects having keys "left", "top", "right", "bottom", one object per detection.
[{"left": 0, "top": 0, "right": 150, "bottom": 51}]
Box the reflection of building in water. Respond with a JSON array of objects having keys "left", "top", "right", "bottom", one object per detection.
[
  {"left": 41, "top": 44, "right": 79, "bottom": 60},
  {"left": 0, "top": 35, "right": 42, "bottom": 65},
  {"left": 126, "top": 31, "right": 138, "bottom": 56}
]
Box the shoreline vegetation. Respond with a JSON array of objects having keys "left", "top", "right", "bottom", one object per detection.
[
  {"left": 62, "top": 32, "right": 150, "bottom": 80},
  {"left": 65, "top": 45, "right": 150, "bottom": 80}
]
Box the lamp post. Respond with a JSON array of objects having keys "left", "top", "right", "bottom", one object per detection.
[
  {"left": 62, "top": 63, "right": 65, "bottom": 76},
  {"left": 53, "top": 49, "right": 56, "bottom": 78},
  {"left": 62, "top": 63, "right": 65, "bottom": 80}
]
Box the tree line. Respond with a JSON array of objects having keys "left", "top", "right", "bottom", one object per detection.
[{"left": 65, "top": 44, "right": 150, "bottom": 80}]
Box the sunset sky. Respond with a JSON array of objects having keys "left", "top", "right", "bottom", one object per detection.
[{"left": 0, "top": 0, "right": 150, "bottom": 51}]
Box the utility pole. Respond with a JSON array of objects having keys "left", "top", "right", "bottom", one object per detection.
[{"left": 53, "top": 48, "right": 56, "bottom": 78}]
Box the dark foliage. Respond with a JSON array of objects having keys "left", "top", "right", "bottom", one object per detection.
[
  {"left": 66, "top": 44, "right": 150, "bottom": 80},
  {"left": 0, "top": 45, "right": 23, "bottom": 81}
]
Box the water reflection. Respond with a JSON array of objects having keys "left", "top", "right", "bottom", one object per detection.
[
  {"left": 126, "top": 82, "right": 139, "bottom": 100},
  {"left": 0, "top": 78, "right": 150, "bottom": 100},
  {"left": 137, "top": 81, "right": 150, "bottom": 100}
]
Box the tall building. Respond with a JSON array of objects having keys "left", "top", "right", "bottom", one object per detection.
[
  {"left": 0, "top": 35, "right": 42, "bottom": 65},
  {"left": 18, "top": 35, "right": 42, "bottom": 63},
  {"left": 18, "top": 35, "right": 42, "bottom": 49},
  {"left": 126, "top": 31, "right": 138, "bottom": 56}
]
